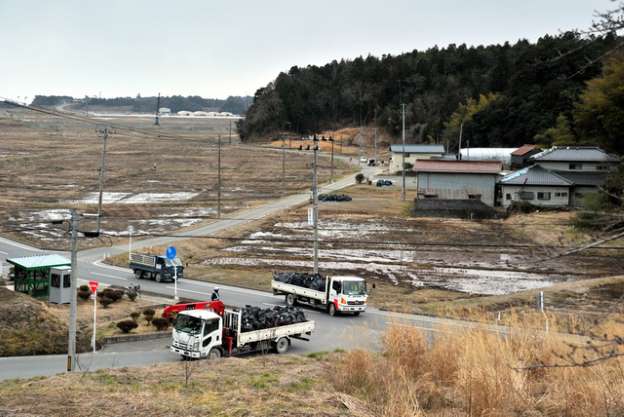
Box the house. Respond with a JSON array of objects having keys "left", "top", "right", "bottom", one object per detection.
[
  {"left": 530, "top": 146, "right": 619, "bottom": 172},
  {"left": 510, "top": 144, "right": 541, "bottom": 168},
  {"left": 413, "top": 160, "right": 503, "bottom": 207},
  {"left": 158, "top": 107, "right": 171, "bottom": 115},
  {"left": 389, "top": 144, "right": 445, "bottom": 173},
  {"left": 499, "top": 165, "right": 573, "bottom": 208},
  {"left": 530, "top": 146, "right": 620, "bottom": 205}
]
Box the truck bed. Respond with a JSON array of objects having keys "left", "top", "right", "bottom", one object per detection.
[
  {"left": 238, "top": 320, "right": 315, "bottom": 346},
  {"left": 271, "top": 280, "right": 326, "bottom": 302}
]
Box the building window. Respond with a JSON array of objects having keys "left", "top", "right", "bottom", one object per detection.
[
  {"left": 569, "top": 163, "right": 583, "bottom": 170},
  {"left": 554, "top": 192, "right": 568, "bottom": 198},
  {"left": 51, "top": 273, "right": 60, "bottom": 288},
  {"left": 537, "top": 192, "right": 551, "bottom": 201},
  {"left": 468, "top": 194, "right": 481, "bottom": 200},
  {"left": 597, "top": 165, "right": 609, "bottom": 171},
  {"left": 517, "top": 191, "right": 534, "bottom": 201},
  {"left": 505, "top": 193, "right": 511, "bottom": 201},
  {"left": 423, "top": 194, "right": 438, "bottom": 199},
  {"left": 63, "top": 274, "right": 71, "bottom": 288}
]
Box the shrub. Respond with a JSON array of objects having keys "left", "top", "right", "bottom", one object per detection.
[
  {"left": 143, "top": 308, "right": 156, "bottom": 324},
  {"left": 116, "top": 320, "right": 138, "bottom": 334},
  {"left": 355, "top": 173, "right": 365, "bottom": 184},
  {"left": 130, "top": 311, "right": 141, "bottom": 322},
  {"left": 79, "top": 284, "right": 90, "bottom": 292},
  {"left": 151, "top": 317, "right": 169, "bottom": 331},
  {"left": 77, "top": 289, "right": 92, "bottom": 301},
  {"left": 108, "top": 289, "right": 124, "bottom": 302},
  {"left": 126, "top": 290, "right": 138, "bottom": 302},
  {"left": 99, "top": 296, "right": 114, "bottom": 308}
]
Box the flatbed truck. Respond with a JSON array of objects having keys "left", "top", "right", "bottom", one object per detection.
[
  {"left": 272, "top": 273, "right": 368, "bottom": 316},
  {"left": 129, "top": 253, "right": 183, "bottom": 283}
]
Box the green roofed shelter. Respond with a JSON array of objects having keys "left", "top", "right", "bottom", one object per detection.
[{"left": 7, "top": 254, "right": 71, "bottom": 298}]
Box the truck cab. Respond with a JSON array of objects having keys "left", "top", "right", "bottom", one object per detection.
[
  {"left": 171, "top": 309, "right": 223, "bottom": 359},
  {"left": 327, "top": 276, "right": 368, "bottom": 316}
]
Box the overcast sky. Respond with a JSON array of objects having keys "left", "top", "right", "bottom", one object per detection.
[{"left": 0, "top": 0, "right": 614, "bottom": 101}]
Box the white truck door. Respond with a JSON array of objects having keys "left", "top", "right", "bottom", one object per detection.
[{"left": 200, "top": 318, "right": 222, "bottom": 357}]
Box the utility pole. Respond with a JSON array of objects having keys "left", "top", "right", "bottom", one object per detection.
[
  {"left": 217, "top": 135, "right": 222, "bottom": 219},
  {"left": 330, "top": 137, "right": 335, "bottom": 183},
  {"left": 312, "top": 139, "right": 319, "bottom": 274},
  {"left": 229, "top": 119, "right": 232, "bottom": 144},
  {"left": 374, "top": 108, "right": 378, "bottom": 163},
  {"left": 458, "top": 121, "right": 464, "bottom": 160},
  {"left": 154, "top": 93, "right": 161, "bottom": 126},
  {"left": 67, "top": 209, "right": 79, "bottom": 372},
  {"left": 96, "top": 127, "right": 109, "bottom": 234},
  {"left": 401, "top": 103, "right": 406, "bottom": 201},
  {"left": 281, "top": 135, "right": 286, "bottom": 188}
]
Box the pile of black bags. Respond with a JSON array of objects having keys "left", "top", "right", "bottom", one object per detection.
[
  {"left": 241, "top": 305, "right": 307, "bottom": 332},
  {"left": 273, "top": 272, "right": 326, "bottom": 291},
  {"left": 318, "top": 193, "right": 352, "bottom": 202}
]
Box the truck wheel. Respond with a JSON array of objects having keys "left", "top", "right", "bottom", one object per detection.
[
  {"left": 208, "top": 348, "right": 222, "bottom": 360},
  {"left": 275, "top": 337, "right": 290, "bottom": 354},
  {"left": 155, "top": 273, "right": 162, "bottom": 283},
  {"left": 285, "top": 293, "right": 296, "bottom": 307},
  {"left": 328, "top": 303, "right": 337, "bottom": 317},
  {"left": 133, "top": 270, "right": 142, "bottom": 280}
]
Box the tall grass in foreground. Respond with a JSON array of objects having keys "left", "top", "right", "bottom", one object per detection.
[{"left": 332, "top": 324, "right": 624, "bottom": 417}]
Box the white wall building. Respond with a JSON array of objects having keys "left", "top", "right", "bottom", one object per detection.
[
  {"left": 389, "top": 144, "right": 445, "bottom": 174},
  {"left": 500, "top": 165, "right": 573, "bottom": 208}
]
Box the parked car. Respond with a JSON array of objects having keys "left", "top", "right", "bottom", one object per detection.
[
  {"left": 376, "top": 179, "right": 393, "bottom": 187},
  {"left": 359, "top": 157, "right": 368, "bottom": 163}
]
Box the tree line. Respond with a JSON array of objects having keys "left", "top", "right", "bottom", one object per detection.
[
  {"left": 238, "top": 31, "right": 622, "bottom": 154},
  {"left": 31, "top": 95, "right": 253, "bottom": 115}
]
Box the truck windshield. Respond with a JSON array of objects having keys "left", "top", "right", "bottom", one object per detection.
[
  {"left": 342, "top": 280, "right": 366, "bottom": 295},
  {"left": 175, "top": 315, "right": 202, "bottom": 334}
]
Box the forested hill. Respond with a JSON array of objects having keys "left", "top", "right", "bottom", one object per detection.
[
  {"left": 238, "top": 32, "right": 622, "bottom": 153},
  {"left": 31, "top": 95, "right": 253, "bottom": 115}
]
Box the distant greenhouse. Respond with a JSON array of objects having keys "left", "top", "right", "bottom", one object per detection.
[{"left": 459, "top": 148, "right": 518, "bottom": 166}]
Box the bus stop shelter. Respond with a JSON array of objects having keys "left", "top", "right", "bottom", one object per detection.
[{"left": 7, "top": 254, "right": 71, "bottom": 298}]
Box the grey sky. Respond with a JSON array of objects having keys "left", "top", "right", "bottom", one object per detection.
[{"left": 0, "top": 0, "right": 613, "bottom": 101}]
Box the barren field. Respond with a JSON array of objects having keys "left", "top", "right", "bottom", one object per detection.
[
  {"left": 108, "top": 184, "right": 624, "bottom": 319},
  {"left": 0, "top": 108, "right": 353, "bottom": 249}
]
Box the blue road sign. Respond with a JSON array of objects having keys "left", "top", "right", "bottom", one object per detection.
[{"left": 165, "top": 246, "right": 177, "bottom": 260}]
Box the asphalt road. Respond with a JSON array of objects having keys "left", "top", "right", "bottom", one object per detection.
[{"left": 0, "top": 163, "right": 505, "bottom": 380}]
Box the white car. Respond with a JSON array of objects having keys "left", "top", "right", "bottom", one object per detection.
[{"left": 359, "top": 157, "right": 368, "bottom": 163}]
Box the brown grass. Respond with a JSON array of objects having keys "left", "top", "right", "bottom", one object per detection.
[{"left": 332, "top": 324, "right": 624, "bottom": 417}]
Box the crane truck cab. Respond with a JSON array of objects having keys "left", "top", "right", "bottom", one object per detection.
[{"left": 171, "top": 309, "right": 223, "bottom": 359}]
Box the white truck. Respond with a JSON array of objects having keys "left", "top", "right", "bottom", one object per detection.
[
  {"left": 272, "top": 273, "right": 368, "bottom": 316},
  {"left": 170, "top": 307, "right": 315, "bottom": 359}
]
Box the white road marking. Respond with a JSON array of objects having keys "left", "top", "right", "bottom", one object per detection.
[{"left": 0, "top": 250, "right": 8, "bottom": 255}]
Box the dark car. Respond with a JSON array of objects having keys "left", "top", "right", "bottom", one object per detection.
[{"left": 376, "top": 179, "right": 393, "bottom": 187}]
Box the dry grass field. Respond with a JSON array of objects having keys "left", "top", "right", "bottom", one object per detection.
[{"left": 0, "top": 108, "right": 353, "bottom": 249}]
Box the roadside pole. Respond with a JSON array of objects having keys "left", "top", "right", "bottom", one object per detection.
[
  {"left": 401, "top": 103, "right": 406, "bottom": 201},
  {"left": 330, "top": 137, "right": 334, "bottom": 183},
  {"left": 128, "top": 225, "right": 134, "bottom": 262},
  {"left": 89, "top": 280, "right": 99, "bottom": 354},
  {"left": 217, "top": 135, "right": 222, "bottom": 219},
  {"left": 229, "top": 119, "right": 232, "bottom": 145},
  {"left": 67, "top": 209, "right": 79, "bottom": 372},
  {"left": 282, "top": 135, "right": 286, "bottom": 188},
  {"left": 312, "top": 139, "right": 319, "bottom": 274},
  {"left": 166, "top": 246, "right": 179, "bottom": 302},
  {"left": 96, "top": 127, "right": 109, "bottom": 234}
]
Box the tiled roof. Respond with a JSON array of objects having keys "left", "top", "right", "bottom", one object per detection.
[
  {"left": 7, "top": 254, "right": 71, "bottom": 269},
  {"left": 554, "top": 171, "right": 608, "bottom": 187},
  {"left": 413, "top": 160, "right": 502, "bottom": 174},
  {"left": 500, "top": 165, "right": 573, "bottom": 186},
  {"left": 511, "top": 144, "right": 539, "bottom": 156},
  {"left": 390, "top": 144, "right": 445, "bottom": 154},
  {"left": 531, "top": 146, "right": 619, "bottom": 162}
]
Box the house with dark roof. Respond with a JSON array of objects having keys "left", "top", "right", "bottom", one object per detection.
[
  {"left": 510, "top": 144, "right": 541, "bottom": 168},
  {"left": 389, "top": 144, "right": 445, "bottom": 173},
  {"left": 500, "top": 165, "right": 573, "bottom": 208},
  {"left": 413, "top": 160, "right": 503, "bottom": 207},
  {"left": 529, "top": 146, "right": 620, "bottom": 205}
]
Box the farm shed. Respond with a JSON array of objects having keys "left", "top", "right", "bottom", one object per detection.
[
  {"left": 7, "top": 254, "right": 71, "bottom": 299},
  {"left": 389, "top": 144, "right": 445, "bottom": 174},
  {"left": 413, "top": 160, "right": 502, "bottom": 207},
  {"left": 510, "top": 144, "right": 541, "bottom": 168}
]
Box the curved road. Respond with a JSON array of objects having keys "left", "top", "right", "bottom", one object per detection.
[{"left": 0, "top": 164, "right": 506, "bottom": 380}]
